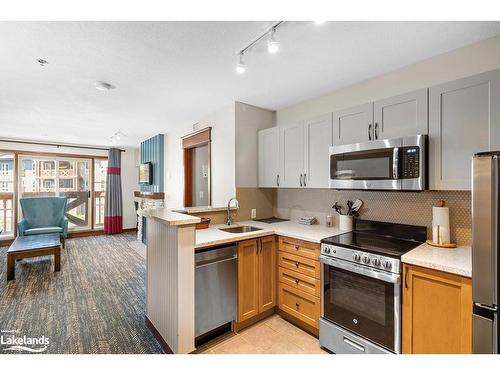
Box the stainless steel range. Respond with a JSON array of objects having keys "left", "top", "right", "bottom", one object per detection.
[{"left": 319, "top": 220, "right": 426, "bottom": 354}]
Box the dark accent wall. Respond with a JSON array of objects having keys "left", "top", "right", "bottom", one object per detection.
[
  {"left": 140, "top": 134, "right": 164, "bottom": 244},
  {"left": 140, "top": 134, "right": 164, "bottom": 193}
]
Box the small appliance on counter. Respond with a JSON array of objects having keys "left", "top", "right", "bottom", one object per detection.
[
  {"left": 319, "top": 219, "right": 426, "bottom": 354},
  {"left": 298, "top": 216, "right": 317, "bottom": 225}
]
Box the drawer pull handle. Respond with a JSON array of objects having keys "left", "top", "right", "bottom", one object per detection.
[
  {"left": 295, "top": 245, "right": 299, "bottom": 250},
  {"left": 295, "top": 279, "right": 299, "bottom": 284},
  {"left": 343, "top": 337, "right": 365, "bottom": 352},
  {"left": 295, "top": 302, "right": 300, "bottom": 310},
  {"left": 295, "top": 262, "right": 300, "bottom": 268}
]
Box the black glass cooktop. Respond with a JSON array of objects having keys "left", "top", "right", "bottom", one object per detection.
[{"left": 321, "top": 219, "right": 427, "bottom": 258}]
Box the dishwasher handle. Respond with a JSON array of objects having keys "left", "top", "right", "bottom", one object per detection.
[{"left": 195, "top": 255, "right": 238, "bottom": 269}]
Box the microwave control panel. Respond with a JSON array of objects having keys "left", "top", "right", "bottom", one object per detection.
[{"left": 401, "top": 146, "right": 420, "bottom": 179}]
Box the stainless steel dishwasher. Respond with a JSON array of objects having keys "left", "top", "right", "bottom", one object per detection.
[{"left": 195, "top": 243, "right": 237, "bottom": 339}]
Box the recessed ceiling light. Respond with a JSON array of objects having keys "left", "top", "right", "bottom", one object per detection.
[
  {"left": 95, "top": 81, "right": 116, "bottom": 91},
  {"left": 37, "top": 59, "right": 49, "bottom": 66}
]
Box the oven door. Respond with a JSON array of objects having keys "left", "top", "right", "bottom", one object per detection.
[
  {"left": 329, "top": 138, "right": 402, "bottom": 190},
  {"left": 319, "top": 255, "right": 401, "bottom": 353}
]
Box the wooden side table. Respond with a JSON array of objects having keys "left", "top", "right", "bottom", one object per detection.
[{"left": 7, "top": 233, "right": 61, "bottom": 281}]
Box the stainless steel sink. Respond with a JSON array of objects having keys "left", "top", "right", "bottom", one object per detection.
[{"left": 219, "top": 225, "right": 263, "bottom": 233}]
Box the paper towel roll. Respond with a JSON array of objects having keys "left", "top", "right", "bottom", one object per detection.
[{"left": 432, "top": 206, "right": 450, "bottom": 244}]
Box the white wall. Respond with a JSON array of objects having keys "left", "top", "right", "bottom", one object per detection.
[
  {"left": 235, "top": 102, "right": 275, "bottom": 188},
  {"left": 164, "top": 104, "right": 236, "bottom": 208},
  {"left": 163, "top": 124, "right": 192, "bottom": 208},
  {"left": 277, "top": 35, "right": 500, "bottom": 126},
  {"left": 121, "top": 147, "right": 140, "bottom": 229},
  {"left": 0, "top": 141, "right": 139, "bottom": 230}
]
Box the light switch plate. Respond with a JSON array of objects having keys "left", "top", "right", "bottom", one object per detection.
[{"left": 251, "top": 209, "right": 257, "bottom": 219}]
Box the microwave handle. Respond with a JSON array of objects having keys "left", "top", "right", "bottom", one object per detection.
[{"left": 392, "top": 147, "right": 399, "bottom": 179}]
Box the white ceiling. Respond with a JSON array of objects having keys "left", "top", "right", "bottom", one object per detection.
[{"left": 1, "top": 21, "right": 500, "bottom": 147}]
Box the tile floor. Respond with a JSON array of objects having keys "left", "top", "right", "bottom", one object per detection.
[{"left": 195, "top": 314, "right": 328, "bottom": 354}]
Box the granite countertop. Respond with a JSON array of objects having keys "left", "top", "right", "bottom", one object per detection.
[
  {"left": 139, "top": 208, "right": 201, "bottom": 226},
  {"left": 401, "top": 243, "right": 472, "bottom": 278},
  {"left": 195, "top": 220, "right": 350, "bottom": 250}
]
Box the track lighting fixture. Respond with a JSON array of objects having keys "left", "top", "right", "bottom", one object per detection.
[{"left": 235, "top": 21, "right": 284, "bottom": 75}]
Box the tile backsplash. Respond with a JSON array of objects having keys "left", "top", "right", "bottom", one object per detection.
[{"left": 274, "top": 189, "right": 471, "bottom": 245}]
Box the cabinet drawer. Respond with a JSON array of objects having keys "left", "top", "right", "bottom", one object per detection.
[
  {"left": 279, "top": 283, "right": 320, "bottom": 328},
  {"left": 278, "top": 251, "right": 320, "bottom": 279},
  {"left": 279, "top": 236, "right": 320, "bottom": 260},
  {"left": 279, "top": 266, "right": 320, "bottom": 297}
]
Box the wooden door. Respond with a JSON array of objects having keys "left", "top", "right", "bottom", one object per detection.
[
  {"left": 258, "top": 127, "right": 280, "bottom": 187},
  {"left": 279, "top": 122, "right": 305, "bottom": 188},
  {"left": 373, "top": 88, "right": 428, "bottom": 140},
  {"left": 303, "top": 113, "right": 333, "bottom": 188},
  {"left": 237, "top": 239, "right": 260, "bottom": 322},
  {"left": 429, "top": 69, "right": 500, "bottom": 190},
  {"left": 258, "top": 236, "right": 276, "bottom": 312},
  {"left": 402, "top": 264, "right": 472, "bottom": 354},
  {"left": 333, "top": 103, "right": 374, "bottom": 145}
]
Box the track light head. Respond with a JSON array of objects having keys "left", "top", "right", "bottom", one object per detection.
[
  {"left": 236, "top": 53, "right": 246, "bottom": 74},
  {"left": 267, "top": 30, "right": 279, "bottom": 54}
]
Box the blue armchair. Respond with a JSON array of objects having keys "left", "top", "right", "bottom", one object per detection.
[{"left": 18, "top": 197, "right": 69, "bottom": 248}]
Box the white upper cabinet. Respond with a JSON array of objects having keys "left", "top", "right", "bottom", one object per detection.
[
  {"left": 429, "top": 69, "right": 500, "bottom": 190},
  {"left": 303, "top": 114, "right": 333, "bottom": 188},
  {"left": 373, "top": 88, "right": 428, "bottom": 139},
  {"left": 258, "top": 127, "right": 280, "bottom": 187},
  {"left": 333, "top": 103, "right": 374, "bottom": 145},
  {"left": 279, "top": 122, "right": 305, "bottom": 188}
]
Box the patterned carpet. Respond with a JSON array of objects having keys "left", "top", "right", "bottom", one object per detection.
[{"left": 0, "top": 233, "right": 163, "bottom": 354}]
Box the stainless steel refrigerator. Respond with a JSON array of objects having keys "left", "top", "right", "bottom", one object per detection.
[{"left": 472, "top": 152, "right": 500, "bottom": 353}]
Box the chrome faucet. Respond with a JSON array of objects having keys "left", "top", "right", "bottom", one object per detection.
[{"left": 226, "top": 197, "right": 239, "bottom": 226}]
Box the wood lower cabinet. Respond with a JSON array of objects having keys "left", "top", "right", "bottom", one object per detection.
[
  {"left": 402, "top": 264, "right": 472, "bottom": 354},
  {"left": 277, "top": 236, "right": 321, "bottom": 332},
  {"left": 259, "top": 236, "right": 277, "bottom": 312},
  {"left": 237, "top": 236, "right": 276, "bottom": 323}
]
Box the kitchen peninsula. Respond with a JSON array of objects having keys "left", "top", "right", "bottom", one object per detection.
[{"left": 140, "top": 208, "right": 200, "bottom": 354}]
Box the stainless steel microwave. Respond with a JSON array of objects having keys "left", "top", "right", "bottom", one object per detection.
[{"left": 329, "top": 135, "right": 427, "bottom": 191}]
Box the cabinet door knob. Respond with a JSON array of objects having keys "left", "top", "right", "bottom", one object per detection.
[
  {"left": 295, "top": 262, "right": 300, "bottom": 268},
  {"left": 295, "top": 279, "right": 299, "bottom": 284},
  {"left": 295, "top": 245, "right": 299, "bottom": 250},
  {"left": 295, "top": 302, "right": 300, "bottom": 310}
]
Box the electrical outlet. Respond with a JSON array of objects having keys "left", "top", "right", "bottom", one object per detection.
[{"left": 251, "top": 209, "right": 257, "bottom": 219}]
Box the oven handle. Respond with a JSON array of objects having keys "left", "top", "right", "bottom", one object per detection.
[{"left": 319, "top": 255, "right": 401, "bottom": 284}]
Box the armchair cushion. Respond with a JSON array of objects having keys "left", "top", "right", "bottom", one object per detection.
[
  {"left": 24, "top": 227, "right": 64, "bottom": 236},
  {"left": 18, "top": 197, "right": 68, "bottom": 238}
]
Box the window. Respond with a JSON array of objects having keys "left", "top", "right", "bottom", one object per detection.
[
  {"left": 0, "top": 153, "right": 15, "bottom": 239},
  {"left": 19, "top": 155, "right": 96, "bottom": 231}
]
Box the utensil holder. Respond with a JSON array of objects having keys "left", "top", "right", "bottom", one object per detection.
[{"left": 339, "top": 215, "right": 353, "bottom": 231}]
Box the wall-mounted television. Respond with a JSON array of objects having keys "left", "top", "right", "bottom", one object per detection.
[{"left": 139, "top": 162, "right": 153, "bottom": 185}]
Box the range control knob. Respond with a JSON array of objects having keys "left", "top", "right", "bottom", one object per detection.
[
  {"left": 371, "top": 258, "right": 381, "bottom": 267},
  {"left": 324, "top": 247, "right": 331, "bottom": 254},
  {"left": 361, "top": 255, "right": 370, "bottom": 264},
  {"left": 383, "top": 260, "right": 393, "bottom": 270},
  {"left": 353, "top": 253, "right": 361, "bottom": 262}
]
